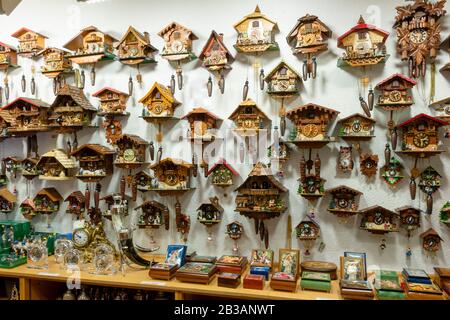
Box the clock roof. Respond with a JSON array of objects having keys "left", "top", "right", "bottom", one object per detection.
[
  {"left": 197, "top": 197, "right": 224, "bottom": 213},
  {"left": 286, "top": 14, "right": 332, "bottom": 44},
  {"left": 116, "top": 26, "right": 157, "bottom": 52},
  {"left": 35, "top": 187, "right": 63, "bottom": 202},
  {"left": 286, "top": 102, "right": 340, "bottom": 118},
  {"left": 139, "top": 82, "right": 180, "bottom": 106},
  {"left": 264, "top": 60, "right": 301, "bottom": 81},
  {"left": 228, "top": 99, "right": 270, "bottom": 121},
  {"left": 37, "top": 149, "right": 77, "bottom": 169},
  {"left": 327, "top": 185, "right": 362, "bottom": 196},
  {"left": 420, "top": 228, "right": 442, "bottom": 240},
  {"left": 420, "top": 166, "right": 441, "bottom": 178},
  {"left": 441, "top": 35, "right": 450, "bottom": 49},
  {"left": 338, "top": 16, "right": 389, "bottom": 48},
  {"left": 20, "top": 198, "right": 36, "bottom": 210},
  {"left": 116, "top": 134, "right": 148, "bottom": 145},
  {"left": 149, "top": 158, "right": 193, "bottom": 169},
  {"left": 52, "top": 84, "right": 96, "bottom": 111},
  {"left": 63, "top": 26, "right": 118, "bottom": 52},
  {"left": 394, "top": 0, "right": 447, "bottom": 27},
  {"left": 64, "top": 191, "right": 85, "bottom": 204},
  {"left": 1, "top": 97, "right": 50, "bottom": 110},
  {"left": 395, "top": 206, "right": 422, "bottom": 214},
  {"left": 396, "top": 113, "right": 449, "bottom": 128},
  {"left": 296, "top": 219, "right": 320, "bottom": 229},
  {"left": 236, "top": 162, "right": 287, "bottom": 193},
  {"left": 199, "top": 30, "right": 234, "bottom": 62},
  {"left": 360, "top": 205, "right": 398, "bottom": 216},
  {"left": 234, "top": 5, "right": 278, "bottom": 31},
  {"left": 71, "top": 144, "right": 116, "bottom": 157},
  {"left": 429, "top": 97, "right": 450, "bottom": 108},
  {"left": 135, "top": 200, "right": 168, "bottom": 211},
  {"left": 36, "top": 47, "right": 70, "bottom": 57},
  {"left": 92, "top": 87, "right": 129, "bottom": 98},
  {"left": 157, "top": 22, "right": 198, "bottom": 40},
  {"left": 11, "top": 27, "right": 48, "bottom": 39},
  {"left": 227, "top": 220, "right": 243, "bottom": 228},
  {"left": 181, "top": 107, "right": 221, "bottom": 121},
  {"left": 0, "top": 41, "right": 17, "bottom": 51},
  {"left": 0, "top": 188, "right": 17, "bottom": 203},
  {"left": 375, "top": 73, "right": 417, "bottom": 89},
  {"left": 338, "top": 113, "right": 376, "bottom": 123},
  {"left": 206, "top": 158, "right": 239, "bottom": 176}
]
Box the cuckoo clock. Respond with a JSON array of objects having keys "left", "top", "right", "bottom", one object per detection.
[
  {"left": 359, "top": 206, "right": 399, "bottom": 235},
  {"left": 381, "top": 156, "right": 404, "bottom": 187},
  {"left": 287, "top": 14, "right": 332, "bottom": 80},
  {"left": 265, "top": 61, "right": 301, "bottom": 135},
  {"left": 33, "top": 188, "right": 62, "bottom": 214},
  {"left": 38, "top": 47, "right": 73, "bottom": 82},
  {"left": 396, "top": 206, "right": 421, "bottom": 237},
  {"left": 158, "top": 22, "right": 198, "bottom": 91},
  {"left": 114, "top": 134, "right": 148, "bottom": 169},
  {"left": 441, "top": 35, "right": 450, "bottom": 72},
  {"left": 337, "top": 113, "right": 375, "bottom": 140},
  {"left": 337, "top": 146, "right": 354, "bottom": 173},
  {"left": 182, "top": 107, "right": 221, "bottom": 143},
  {"left": 420, "top": 228, "right": 442, "bottom": 253},
  {"left": 65, "top": 191, "right": 85, "bottom": 219},
  {"left": 419, "top": 166, "right": 441, "bottom": 215},
  {"left": 21, "top": 157, "right": 39, "bottom": 180},
  {"left": 0, "top": 188, "right": 16, "bottom": 213},
  {"left": 0, "top": 41, "right": 18, "bottom": 70},
  {"left": 429, "top": 97, "right": 450, "bottom": 138},
  {"left": 3, "top": 157, "right": 21, "bottom": 178},
  {"left": 135, "top": 200, "right": 170, "bottom": 230},
  {"left": 199, "top": 31, "right": 234, "bottom": 96},
  {"left": 148, "top": 158, "right": 193, "bottom": 195},
  {"left": 49, "top": 84, "right": 96, "bottom": 134},
  {"left": 63, "top": 26, "right": 117, "bottom": 86},
  {"left": 36, "top": 149, "right": 77, "bottom": 181},
  {"left": 0, "top": 97, "right": 50, "bottom": 136},
  {"left": 71, "top": 144, "right": 115, "bottom": 183},
  {"left": 439, "top": 201, "right": 450, "bottom": 227},
  {"left": 0, "top": 111, "right": 11, "bottom": 139},
  {"left": 296, "top": 219, "right": 320, "bottom": 255},
  {"left": 134, "top": 171, "right": 154, "bottom": 193},
  {"left": 234, "top": 6, "right": 279, "bottom": 54},
  {"left": 268, "top": 139, "right": 291, "bottom": 178},
  {"left": 101, "top": 193, "right": 130, "bottom": 220},
  {"left": 394, "top": 0, "right": 447, "bottom": 78},
  {"left": 226, "top": 221, "right": 244, "bottom": 254},
  {"left": 359, "top": 153, "right": 379, "bottom": 178},
  {"left": 229, "top": 99, "right": 270, "bottom": 136},
  {"left": 116, "top": 26, "right": 157, "bottom": 93},
  {"left": 20, "top": 198, "right": 36, "bottom": 220},
  {"left": 327, "top": 185, "right": 362, "bottom": 219},
  {"left": 197, "top": 196, "right": 224, "bottom": 241},
  {"left": 298, "top": 153, "right": 325, "bottom": 200},
  {"left": 286, "top": 103, "right": 339, "bottom": 148},
  {"left": 235, "top": 162, "right": 287, "bottom": 248},
  {"left": 175, "top": 200, "right": 190, "bottom": 242},
  {"left": 139, "top": 82, "right": 181, "bottom": 143},
  {"left": 206, "top": 158, "right": 239, "bottom": 188},
  {"left": 11, "top": 28, "right": 47, "bottom": 57}
]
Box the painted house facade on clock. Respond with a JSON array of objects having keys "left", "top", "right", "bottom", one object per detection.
[
  {"left": 337, "top": 113, "right": 376, "bottom": 139},
  {"left": 11, "top": 28, "right": 47, "bottom": 56},
  {"left": 71, "top": 144, "right": 115, "bottom": 182},
  {"left": 337, "top": 16, "right": 389, "bottom": 67},
  {"left": 33, "top": 188, "right": 63, "bottom": 214},
  {"left": 327, "top": 185, "right": 362, "bottom": 218},
  {"left": 116, "top": 26, "right": 157, "bottom": 65},
  {"left": 264, "top": 61, "right": 301, "bottom": 97},
  {"left": 38, "top": 47, "right": 73, "bottom": 79},
  {"left": 229, "top": 99, "right": 270, "bottom": 136},
  {"left": 234, "top": 6, "right": 279, "bottom": 53},
  {"left": 114, "top": 134, "right": 148, "bottom": 167},
  {"left": 206, "top": 158, "right": 238, "bottom": 187},
  {"left": 49, "top": 84, "right": 97, "bottom": 133},
  {"left": 0, "top": 188, "right": 16, "bottom": 213},
  {"left": 36, "top": 149, "right": 77, "bottom": 181},
  {"left": 135, "top": 200, "right": 169, "bottom": 230},
  {"left": 182, "top": 107, "right": 221, "bottom": 141},
  {"left": 0, "top": 98, "right": 50, "bottom": 136},
  {"left": 375, "top": 74, "right": 417, "bottom": 110},
  {"left": 93, "top": 87, "right": 130, "bottom": 116},
  {"left": 139, "top": 82, "right": 181, "bottom": 119},
  {"left": 359, "top": 205, "right": 399, "bottom": 234},
  {"left": 0, "top": 42, "right": 18, "bottom": 69},
  {"left": 149, "top": 158, "right": 193, "bottom": 190},
  {"left": 65, "top": 191, "right": 85, "bottom": 218},
  {"left": 420, "top": 228, "right": 442, "bottom": 252},
  {"left": 158, "top": 22, "right": 198, "bottom": 61}
]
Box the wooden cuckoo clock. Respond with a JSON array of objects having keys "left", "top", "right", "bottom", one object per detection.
[
  {"left": 175, "top": 200, "right": 190, "bottom": 242},
  {"left": 36, "top": 149, "right": 77, "bottom": 181},
  {"left": 235, "top": 162, "right": 287, "bottom": 249},
  {"left": 359, "top": 153, "right": 379, "bottom": 178},
  {"left": 197, "top": 196, "right": 224, "bottom": 241},
  {"left": 429, "top": 97, "right": 450, "bottom": 138},
  {"left": 135, "top": 200, "right": 170, "bottom": 230},
  {"left": 101, "top": 193, "right": 130, "bottom": 220},
  {"left": 420, "top": 228, "right": 443, "bottom": 253},
  {"left": 148, "top": 158, "right": 193, "bottom": 195},
  {"left": 396, "top": 206, "right": 421, "bottom": 237},
  {"left": 229, "top": 99, "right": 270, "bottom": 136},
  {"left": 11, "top": 28, "right": 47, "bottom": 57},
  {"left": 381, "top": 156, "right": 404, "bottom": 188},
  {"left": 65, "top": 191, "right": 85, "bottom": 219},
  {"left": 0, "top": 188, "right": 16, "bottom": 214},
  {"left": 21, "top": 157, "right": 39, "bottom": 180},
  {"left": 268, "top": 139, "right": 291, "bottom": 178},
  {"left": 337, "top": 146, "right": 354, "bottom": 173},
  {"left": 3, "top": 157, "right": 21, "bottom": 178},
  {"left": 337, "top": 113, "right": 376, "bottom": 140},
  {"left": 20, "top": 198, "right": 36, "bottom": 220},
  {"left": 158, "top": 22, "right": 198, "bottom": 91},
  {"left": 199, "top": 31, "right": 234, "bottom": 96},
  {"left": 226, "top": 221, "right": 244, "bottom": 254},
  {"left": 394, "top": 0, "right": 447, "bottom": 78},
  {"left": 296, "top": 219, "right": 320, "bottom": 256},
  {"left": 0, "top": 41, "right": 18, "bottom": 70},
  {"left": 359, "top": 206, "right": 399, "bottom": 235},
  {"left": 327, "top": 185, "right": 362, "bottom": 219},
  {"left": 116, "top": 26, "right": 157, "bottom": 94},
  {"left": 439, "top": 201, "right": 450, "bottom": 227},
  {"left": 114, "top": 134, "right": 147, "bottom": 168},
  {"left": 49, "top": 84, "right": 97, "bottom": 134},
  {"left": 286, "top": 14, "right": 332, "bottom": 80},
  {"left": 182, "top": 107, "right": 221, "bottom": 143},
  {"left": 33, "top": 188, "right": 62, "bottom": 214},
  {"left": 71, "top": 144, "right": 115, "bottom": 183},
  {"left": 264, "top": 61, "right": 301, "bottom": 136},
  {"left": 134, "top": 171, "right": 154, "bottom": 193},
  {"left": 286, "top": 103, "right": 339, "bottom": 149},
  {"left": 38, "top": 47, "right": 73, "bottom": 84},
  {"left": 63, "top": 26, "right": 117, "bottom": 86},
  {"left": 140, "top": 82, "right": 181, "bottom": 143},
  {"left": 419, "top": 166, "right": 441, "bottom": 215},
  {"left": 298, "top": 153, "right": 325, "bottom": 200},
  {"left": 93, "top": 87, "right": 130, "bottom": 145},
  {"left": 441, "top": 35, "right": 450, "bottom": 72},
  {"left": 206, "top": 158, "right": 239, "bottom": 188}
]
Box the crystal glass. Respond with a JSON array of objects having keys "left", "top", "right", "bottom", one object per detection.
[
  {"left": 54, "top": 239, "right": 73, "bottom": 265},
  {"left": 27, "top": 240, "right": 48, "bottom": 269}
]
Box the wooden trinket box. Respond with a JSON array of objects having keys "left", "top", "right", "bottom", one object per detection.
[
  {"left": 187, "top": 255, "right": 217, "bottom": 264},
  {"left": 218, "top": 273, "right": 241, "bottom": 288},
  {"left": 270, "top": 248, "right": 300, "bottom": 292},
  {"left": 243, "top": 274, "right": 265, "bottom": 290},
  {"left": 434, "top": 267, "right": 450, "bottom": 289},
  {"left": 149, "top": 263, "right": 179, "bottom": 281},
  {"left": 300, "top": 271, "right": 331, "bottom": 292},
  {"left": 216, "top": 255, "right": 248, "bottom": 275},
  {"left": 250, "top": 266, "right": 270, "bottom": 280},
  {"left": 176, "top": 262, "right": 217, "bottom": 284},
  {"left": 300, "top": 261, "right": 338, "bottom": 280},
  {"left": 270, "top": 272, "right": 297, "bottom": 292}
]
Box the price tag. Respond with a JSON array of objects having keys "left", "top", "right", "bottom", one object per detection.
[
  {"left": 37, "top": 272, "right": 60, "bottom": 277},
  {"left": 140, "top": 281, "right": 167, "bottom": 286}
]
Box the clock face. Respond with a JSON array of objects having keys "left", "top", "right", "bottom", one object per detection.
[
  {"left": 338, "top": 198, "right": 349, "bottom": 208},
  {"left": 409, "top": 29, "right": 428, "bottom": 44},
  {"left": 123, "top": 149, "right": 136, "bottom": 162},
  {"left": 302, "top": 124, "right": 319, "bottom": 138},
  {"left": 352, "top": 121, "right": 361, "bottom": 133},
  {"left": 73, "top": 229, "right": 90, "bottom": 248},
  {"left": 152, "top": 102, "right": 164, "bottom": 115},
  {"left": 365, "top": 161, "right": 375, "bottom": 169},
  {"left": 413, "top": 132, "right": 430, "bottom": 148},
  {"left": 277, "top": 80, "right": 290, "bottom": 91},
  {"left": 374, "top": 213, "right": 384, "bottom": 225},
  {"left": 389, "top": 90, "right": 402, "bottom": 102},
  {"left": 405, "top": 215, "right": 415, "bottom": 225},
  {"left": 129, "top": 47, "right": 138, "bottom": 57},
  {"left": 171, "top": 40, "right": 184, "bottom": 53},
  {"left": 165, "top": 173, "right": 179, "bottom": 186},
  {"left": 302, "top": 33, "right": 316, "bottom": 46}
]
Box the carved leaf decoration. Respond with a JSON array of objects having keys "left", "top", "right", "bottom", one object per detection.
[
  {"left": 429, "top": 0, "right": 447, "bottom": 17},
  {"left": 428, "top": 24, "right": 442, "bottom": 49},
  {"left": 396, "top": 28, "right": 410, "bottom": 52}
]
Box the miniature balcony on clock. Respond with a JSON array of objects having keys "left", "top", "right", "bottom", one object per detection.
[
  {"left": 235, "top": 162, "right": 287, "bottom": 220},
  {"left": 135, "top": 200, "right": 169, "bottom": 230},
  {"left": 71, "top": 144, "right": 116, "bottom": 182},
  {"left": 229, "top": 99, "right": 271, "bottom": 137},
  {"left": 327, "top": 185, "right": 362, "bottom": 218},
  {"left": 286, "top": 103, "right": 339, "bottom": 148},
  {"left": 181, "top": 107, "right": 222, "bottom": 142},
  {"left": 139, "top": 82, "right": 181, "bottom": 122},
  {"left": 35, "top": 149, "right": 77, "bottom": 181},
  {"left": 337, "top": 113, "right": 376, "bottom": 140},
  {"left": 114, "top": 134, "right": 148, "bottom": 169},
  {"left": 395, "top": 113, "right": 448, "bottom": 158},
  {"left": 93, "top": 87, "right": 130, "bottom": 117},
  {"left": 0, "top": 188, "right": 16, "bottom": 213},
  {"left": 359, "top": 205, "right": 399, "bottom": 235}
]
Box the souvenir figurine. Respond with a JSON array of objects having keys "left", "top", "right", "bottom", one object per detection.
[
  {"left": 116, "top": 26, "right": 157, "bottom": 94},
  {"left": 296, "top": 219, "right": 320, "bottom": 255},
  {"left": 38, "top": 47, "right": 73, "bottom": 87},
  {"left": 235, "top": 162, "right": 287, "bottom": 249},
  {"left": 264, "top": 61, "right": 301, "bottom": 136},
  {"left": 286, "top": 14, "right": 332, "bottom": 81},
  {"left": 420, "top": 228, "right": 442, "bottom": 253},
  {"left": 206, "top": 158, "right": 239, "bottom": 190},
  {"left": 35, "top": 149, "right": 77, "bottom": 181},
  {"left": 63, "top": 26, "right": 117, "bottom": 86},
  {"left": 197, "top": 197, "right": 224, "bottom": 241},
  {"left": 394, "top": 0, "right": 447, "bottom": 78},
  {"left": 359, "top": 206, "right": 399, "bottom": 235},
  {"left": 199, "top": 31, "right": 234, "bottom": 96},
  {"left": 158, "top": 22, "right": 198, "bottom": 91},
  {"left": 0, "top": 188, "right": 16, "bottom": 213},
  {"left": 396, "top": 206, "right": 421, "bottom": 237},
  {"left": 439, "top": 201, "right": 450, "bottom": 227},
  {"left": 327, "top": 185, "right": 362, "bottom": 220},
  {"left": 440, "top": 35, "right": 450, "bottom": 72},
  {"left": 418, "top": 166, "right": 441, "bottom": 215},
  {"left": 359, "top": 153, "right": 379, "bottom": 178},
  {"left": 65, "top": 191, "right": 86, "bottom": 219},
  {"left": 71, "top": 144, "right": 115, "bottom": 183},
  {"left": 226, "top": 221, "right": 244, "bottom": 254}
]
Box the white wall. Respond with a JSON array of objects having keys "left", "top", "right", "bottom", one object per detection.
[{"left": 0, "top": 0, "right": 448, "bottom": 273}]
